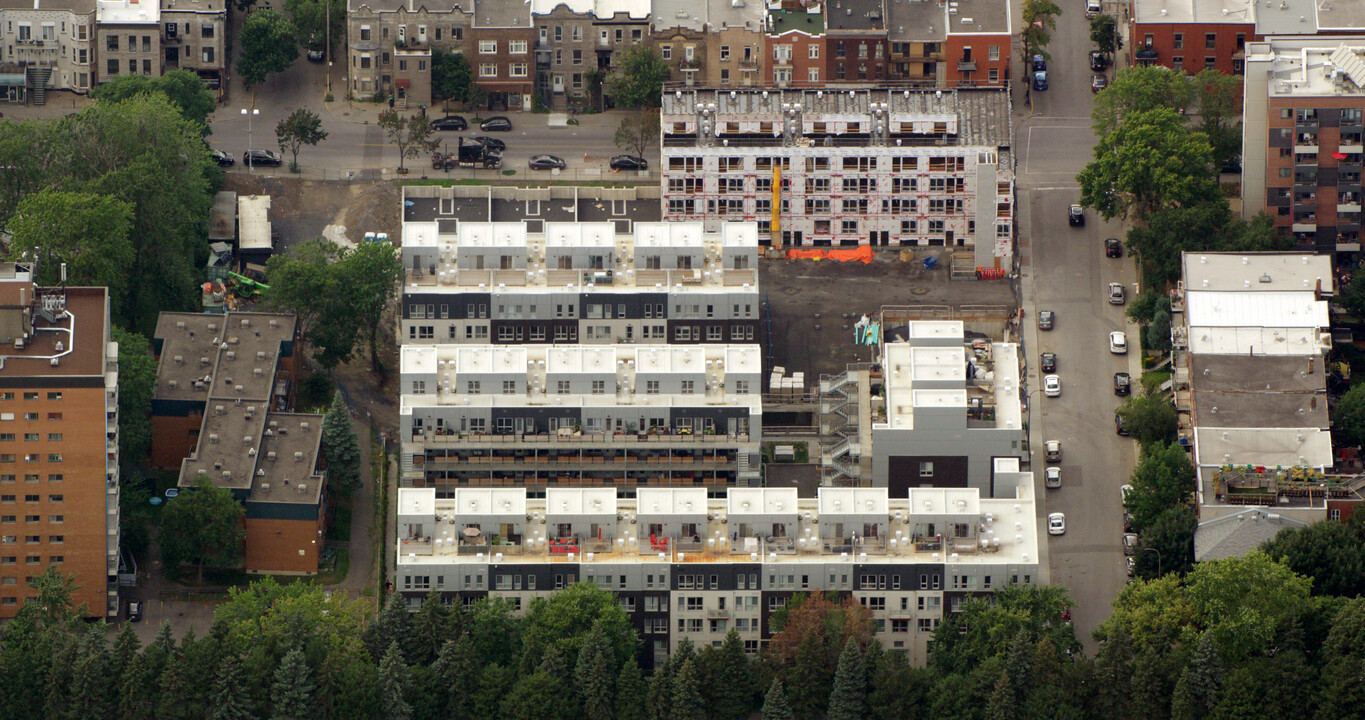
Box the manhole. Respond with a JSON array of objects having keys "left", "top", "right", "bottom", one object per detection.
[
  {"left": 911, "top": 287, "right": 930, "bottom": 295},
  {"left": 343, "top": 112, "right": 351, "bottom": 117}
]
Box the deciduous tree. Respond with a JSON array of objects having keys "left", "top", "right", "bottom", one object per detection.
[
  {"left": 159, "top": 476, "right": 245, "bottom": 581},
  {"left": 613, "top": 110, "right": 660, "bottom": 160},
  {"left": 377, "top": 110, "right": 439, "bottom": 173},
  {"left": 1091, "top": 66, "right": 1196, "bottom": 137},
  {"left": 433, "top": 50, "right": 475, "bottom": 107},
  {"left": 283, "top": 0, "right": 344, "bottom": 59},
  {"left": 113, "top": 328, "right": 156, "bottom": 465},
  {"left": 335, "top": 240, "right": 402, "bottom": 374},
  {"left": 1123, "top": 441, "right": 1194, "bottom": 532},
  {"left": 1021, "top": 0, "right": 1062, "bottom": 61},
  {"left": 5, "top": 189, "right": 134, "bottom": 319},
  {"left": 1136, "top": 505, "right": 1196, "bottom": 579},
  {"left": 1116, "top": 396, "right": 1179, "bottom": 451},
  {"left": 606, "top": 46, "right": 671, "bottom": 108},
  {"left": 238, "top": 10, "right": 299, "bottom": 88},
  {"left": 1263, "top": 515, "right": 1365, "bottom": 597},
  {"left": 1185, "top": 551, "right": 1311, "bottom": 663},
  {"left": 1079, "top": 107, "right": 1220, "bottom": 221},
  {"left": 1090, "top": 14, "right": 1122, "bottom": 56},
  {"left": 275, "top": 108, "right": 328, "bottom": 171},
  {"left": 89, "top": 69, "right": 217, "bottom": 131}
]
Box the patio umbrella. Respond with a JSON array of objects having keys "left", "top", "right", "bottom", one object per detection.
[
  {"left": 462, "top": 527, "right": 481, "bottom": 537},
  {"left": 1332, "top": 151, "right": 1349, "bottom": 160}
]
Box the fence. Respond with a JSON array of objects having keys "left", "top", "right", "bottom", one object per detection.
[{"left": 228, "top": 164, "right": 660, "bottom": 186}]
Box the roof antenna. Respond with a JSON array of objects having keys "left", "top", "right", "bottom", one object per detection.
[{"left": 59, "top": 263, "right": 67, "bottom": 285}]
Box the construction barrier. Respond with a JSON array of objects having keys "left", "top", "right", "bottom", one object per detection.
[
  {"left": 976, "top": 267, "right": 1008, "bottom": 279},
  {"left": 784, "top": 246, "right": 874, "bottom": 263}
]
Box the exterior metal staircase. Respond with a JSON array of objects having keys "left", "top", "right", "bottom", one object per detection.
[{"left": 27, "top": 66, "right": 50, "bottom": 105}]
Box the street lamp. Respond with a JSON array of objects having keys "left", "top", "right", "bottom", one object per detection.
[
  {"left": 241, "top": 108, "right": 259, "bottom": 172},
  {"left": 1141, "top": 547, "right": 1162, "bottom": 577}
]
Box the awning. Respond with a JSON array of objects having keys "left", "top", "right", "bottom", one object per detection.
[{"left": 0, "top": 74, "right": 25, "bottom": 87}]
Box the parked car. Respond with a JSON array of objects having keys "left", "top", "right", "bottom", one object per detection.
[
  {"left": 242, "top": 149, "right": 282, "bottom": 167},
  {"left": 1108, "top": 282, "right": 1126, "bottom": 305},
  {"left": 1045, "top": 440, "right": 1062, "bottom": 463},
  {"left": 1123, "top": 512, "right": 1135, "bottom": 532},
  {"left": 1086, "top": 0, "right": 1101, "bottom": 16},
  {"left": 1123, "top": 533, "right": 1139, "bottom": 556},
  {"left": 1044, "top": 374, "right": 1062, "bottom": 397},
  {"left": 1038, "top": 310, "right": 1055, "bottom": 330},
  {"left": 1126, "top": 556, "right": 1136, "bottom": 576},
  {"left": 306, "top": 35, "right": 325, "bottom": 62},
  {"left": 430, "top": 115, "right": 468, "bottom": 131},
  {"left": 1105, "top": 238, "right": 1123, "bottom": 258},
  {"left": 1048, "top": 513, "right": 1066, "bottom": 536},
  {"left": 127, "top": 600, "right": 142, "bottom": 622},
  {"left": 610, "top": 155, "right": 649, "bottom": 171},
  {"left": 1032, "top": 71, "right": 1049, "bottom": 91},
  {"left": 1045, "top": 466, "right": 1062, "bottom": 488},
  {"left": 1092, "top": 74, "right": 1108, "bottom": 92},
  {"left": 1032, "top": 54, "right": 1047, "bottom": 71},
  {"left": 1109, "top": 331, "right": 1128, "bottom": 354},
  {"left": 481, "top": 116, "right": 513, "bottom": 131},
  {"left": 1040, "top": 352, "right": 1057, "bottom": 373},
  {"left": 1115, "top": 412, "right": 1130, "bottom": 436},
  {"left": 1114, "top": 372, "right": 1131, "bottom": 396},
  {"left": 529, "top": 154, "right": 567, "bottom": 170},
  {"left": 1069, "top": 204, "right": 1085, "bottom": 226},
  {"left": 1090, "top": 50, "right": 1109, "bottom": 71},
  {"left": 1120, "top": 484, "right": 1134, "bottom": 504},
  {"left": 210, "top": 148, "right": 235, "bottom": 167},
  {"left": 472, "top": 136, "right": 506, "bottom": 151}
]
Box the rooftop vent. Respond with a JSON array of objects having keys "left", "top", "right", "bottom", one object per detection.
[
  {"left": 214, "top": 405, "right": 225, "bottom": 415},
  {"left": 200, "top": 357, "right": 210, "bottom": 367},
  {"left": 268, "top": 319, "right": 278, "bottom": 328},
  {"left": 207, "top": 323, "right": 218, "bottom": 331},
  {"left": 260, "top": 482, "right": 270, "bottom": 492},
  {"left": 173, "top": 355, "right": 184, "bottom": 365},
  {"left": 294, "top": 452, "right": 304, "bottom": 461},
  {"left": 267, "top": 451, "right": 277, "bottom": 461},
  {"left": 209, "top": 434, "right": 219, "bottom": 443}
]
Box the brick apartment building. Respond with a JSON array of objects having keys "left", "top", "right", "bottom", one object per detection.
[
  {"left": 765, "top": 3, "right": 825, "bottom": 87},
  {"left": 345, "top": 0, "right": 473, "bottom": 105},
  {"left": 824, "top": 0, "right": 887, "bottom": 83},
  {"left": 649, "top": 0, "right": 765, "bottom": 92},
  {"left": 471, "top": 0, "right": 535, "bottom": 110},
  {"left": 1241, "top": 37, "right": 1364, "bottom": 254},
  {"left": 151, "top": 311, "right": 329, "bottom": 575},
  {"left": 0, "top": 263, "right": 120, "bottom": 620}
]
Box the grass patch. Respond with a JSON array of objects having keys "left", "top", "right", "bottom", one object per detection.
[
  {"left": 328, "top": 495, "right": 353, "bottom": 544},
  {"left": 1141, "top": 370, "right": 1172, "bottom": 396}
]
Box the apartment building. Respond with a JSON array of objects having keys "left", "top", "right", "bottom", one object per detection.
[
  {"left": 648, "top": 0, "right": 766, "bottom": 90},
  {"left": 471, "top": 0, "right": 534, "bottom": 110},
  {"left": 159, "top": 0, "right": 226, "bottom": 91},
  {"left": 151, "top": 311, "right": 329, "bottom": 575},
  {"left": 659, "top": 87, "right": 1014, "bottom": 267},
  {"left": 888, "top": 0, "right": 1014, "bottom": 88},
  {"left": 395, "top": 464, "right": 1040, "bottom": 666},
  {"left": 531, "top": 0, "right": 649, "bottom": 109},
  {"left": 346, "top": 0, "right": 473, "bottom": 103},
  {"left": 1130, "top": 0, "right": 1363, "bottom": 77},
  {"left": 1171, "top": 252, "right": 1344, "bottom": 534},
  {"left": 1242, "top": 37, "right": 1364, "bottom": 254},
  {"left": 823, "top": 0, "right": 886, "bottom": 83},
  {"left": 765, "top": 2, "right": 824, "bottom": 87},
  {"left": 0, "top": 0, "right": 96, "bottom": 100},
  {"left": 0, "top": 263, "right": 120, "bottom": 620},
  {"left": 95, "top": 0, "right": 161, "bottom": 82}
]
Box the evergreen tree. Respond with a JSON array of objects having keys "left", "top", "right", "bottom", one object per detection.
[
  {"left": 785, "top": 632, "right": 832, "bottom": 719},
  {"left": 985, "top": 671, "right": 1016, "bottom": 720},
  {"left": 379, "top": 642, "right": 412, "bottom": 720},
  {"left": 143, "top": 620, "right": 177, "bottom": 686},
  {"left": 1091, "top": 625, "right": 1136, "bottom": 718},
  {"left": 472, "top": 663, "right": 514, "bottom": 720},
  {"left": 411, "top": 591, "right": 453, "bottom": 666},
  {"left": 43, "top": 633, "right": 77, "bottom": 720},
  {"left": 576, "top": 624, "right": 615, "bottom": 720},
  {"left": 270, "top": 648, "right": 316, "bottom": 720},
  {"left": 645, "top": 659, "right": 673, "bottom": 720},
  {"left": 1003, "top": 631, "right": 1034, "bottom": 707},
  {"left": 210, "top": 653, "right": 256, "bottom": 720},
  {"left": 614, "top": 660, "right": 646, "bottom": 720},
  {"left": 761, "top": 680, "right": 795, "bottom": 720},
  {"left": 670, "top": 658, "right": 704, "bottom": 720},
  {"left": 710, "top": 630, "right": 753, "bottom": 720},
  {"left": 117, "top": 654, "right": 153, "bottom": 720},
  {"left": 827, "top": 637, "right": 868, "bottom": 720},
  {"left": 1171, "top": 633, "right": 1222, "bottom": 720},
  {"left": 110, "top": 623, "right": 142, "bottom": 676},
  {"left": 321, "top": 390, "right": 362, "bottom": 492},
  {"left": 1130, "top": 645, "right": 1177, "bottom": 720},
  {"left": 431, "top": 634, "right": 478, "bottom": 720},
  {"left": 368, "top": 593, "right": 414, "bottom": 661},
  {"left": 72, "top": 625, "right": 114, "bottom": 720},
  {"left": 157, "top": 652, "right": 195, "bottom": 720}
]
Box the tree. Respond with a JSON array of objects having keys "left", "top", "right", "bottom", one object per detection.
[
  {"left": 576, "top": 624, "right": 615, "bottom": 720},
  {"left": 71, "top": 625, "right": 114, "bottom": 720},
  {"left": 89, "top": 70, "right": 217, "bottom": 131},
  {"left": 1124, "top": 441, "right": 1194, "bottom": 532},
  {"left": 1091, "top": 66, "right": 1196, "bottom": 138},
  {"left": 377, "top": 110, "right": 439, "bottom": 173},
  {"left": 518, "top": 582, "right": 635, "bottom": 676},
  {"left": 1332, "top": 383, "right": 1365, "bottom": 448},
  {"left": 283, "top": 0, "right": 344, "bottom": 59},
  {"left": 1137, "top": 505, "right": 1196, "bottom": 579},
  {"left": 270, "top": 648, "right": 316, "bottom": 720},
  {"left": 378, "top": 642, "right": 412, "bottom": 720},
  {"left": 1263, "top": 515, "right": 1365, "bottom": 597},
  {"left": 671, "top": 658, "right": 704, "bottom": 720},
  {"left": 1146, "top": 309, "right": 1172, "bottom": 353},
  {"left": 613, "top": 110, "right": 660, "bottom": 160},
  {"left": 646, "top": 658, "right": 673, "bottom": 720},
  {"left": 827, "top": 638, "right": 868, "bottom": 720},
  {"left": 1125, "top": 199, "right": 1234, "bottom": 286},
  {"left": 1170, "top": 633, "right": 1221, "bottom": 720},
  {"left": 1078, "top": 108, "right": 1220, "bottom": 221},
  {"left": 761, "top": 680, "right": 795, "bottom": 720},
  {"left": 1116, "top": 395, "right": 1179, "bottom": 450},
  {"left": 1090, "top": 14, "right": 1122, "bottom": 56},
  {"left": 6, "top": 189, "right": 134, "bottom": 323},
  {"left": 1193, "top": 68, "right": 1242, "bottom": 171},
  {"left": 157, "top": 652, "right": 195, "bottom": 720},
  {"left": 158, "top": 476, "right": 246, "bottom": 581},
  {"left": 931, "top": 585, "right": 1078, "bottom": 675},
  {"left": 238, "top": 10, "right": 299, "bottom": 88},
  {"left": 333, "top": 240, "right": 403, "bottom": 374},
  {"left": 367, "top": 592, "right": 415, "bottom": 661},
  {"left": 1021, "top": 0, "right": 1062, "bottom": 61},
  {"left": 433, "top": 50, "right": 476, "bottom": 107},
  {"left": 210, "top": 653, "right": 257, "bottom": 720},
  {"left": 264, "top": 239, "right": 360, "bottom": 368},
  {"left": 1185, "top": 551, "right": 1312, "bottom": 663},
  {"left": 113, "top": 328, "right": 156, "bottom": 464},
  {"left": 709, "top": 630, "right": 753, "bottom": 720},
  {"left": 275, "top": 108, "right": 328, "bottom": 171},
  {"left": 606, "top": 46, "right": 670, "bottom": 108},
  {"left": 612, "top": 660, "right": 645, "bottom": 720},
  {"left": 320, "top": 390, "right": 362, "bottom": 492}
]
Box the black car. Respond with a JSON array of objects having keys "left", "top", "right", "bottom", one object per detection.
[
  {"left": 242, "top": 149, "right": 282, "bottom": 167},
  {"left": 529, "top": 154, "right": 566, "bottom": 170},
  {"left": 1114, "top": 372, "right": 1132, "bottom": 396},
  {"left": 481, "top": 116, "right": 513, "bottom": 131},
  {"left": 1089, "top": 51, "right": 1108, "bottom": 71},
  {"left": 1068, "top": 204, "right": 1085, "bottom": 226},
  {"left": 1032, "top": 54, "right": 1047, "bottom": 71},
  {"left": 1040, "top": 352, "right": 1057, "bottom": 373},
  {"left": 610, "top": 155, "right": 649, "bottom": 171},
  {"left": 1115, "top": 412, "right": 1129, "bottom": 436},
  {"left": 472, "top": 136, "right": 506, "bottom": 151},
  {"left": 1105, "top": 238, "right": 1123, "bottom": 258},
  {"left": 1038, "top": 310, "right": 1055, "bottom": 330},
  {"left": 430, "top": 115, "right": 468, "bottom": 131},
  {"left": 210, "top": 148, "right": 235, "bottom": 167}
]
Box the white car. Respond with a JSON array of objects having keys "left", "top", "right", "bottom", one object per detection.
[
  {"left": 1120, "top": 484, "right": 1134, "bottom": 504},
  {"left": 1109, "top": 331, "right": 1128, "bottom": 354},
  {"left": 1043, "top": 374, "right": 1062, "bottom": 397},
  {"left": 1045, "top": 466, "right": 1062, "bottom": 488},
  {"left": 1048, "top": 512, "right": 1066, "bottom": 535}
]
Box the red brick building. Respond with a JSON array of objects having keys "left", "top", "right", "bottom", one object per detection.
[
  {"left": 766, "top": 5, "right": 826, "bottom": 86},
  {"left": 886, "top": 0, "right": 1010, "bottom": 87}
]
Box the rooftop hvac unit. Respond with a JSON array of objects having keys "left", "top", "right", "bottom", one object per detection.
[{"left": 267, "top": 451, "right": 277, "bottom": 461}]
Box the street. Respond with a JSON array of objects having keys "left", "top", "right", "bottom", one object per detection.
[{"left": 1016, "top": 2, "right": 1138, "bottom": 651}]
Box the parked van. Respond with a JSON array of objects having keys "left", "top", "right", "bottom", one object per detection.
[{"left": 1086, "top": 0, "right": 1101, "bottom": 16}]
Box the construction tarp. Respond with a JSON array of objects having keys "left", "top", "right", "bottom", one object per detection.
[{"left": 784, "top": 246, "right": 874, "bottom": 263}]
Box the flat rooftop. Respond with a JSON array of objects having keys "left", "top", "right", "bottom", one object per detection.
[
  {"left": 1188, "top": 354, "right": 1325, "bottom": 393},
  {"left": 1132, "top": 0, "right": 1254, "bottom": 25},
  {"left": 879, "top": 323, "right": 1022, "bottom": 432},
  {"left": 1181, "top": 252, "right": 1333, "bottom": 293},
  {"left": 0, "top": 284, "right": 108, "bottom": 382},
  {"left": 97, "top": 0, "right": 159, "bottom": 22},
  {"left": 474, "top": 0, "right": 530, "bottom": 27},
  {"left": 0, "top": 0, "right": 93, "bottom": 11},
  {"left": 825, "top": 0, "right": 885, "bottom": 32},
  {"left": 1191, "top": 390, "right": 1327, "bottom": 428},
  {"left": 651, "top": 0, "right": 764, "bottom": 31},
  {"left": 347, "top": 0, "right": 472, "bottom": 13},
  {"left": 403, "top": 195, "right": 662, "bottom": 226},
  {"left": 180, "top": 410, "right": 325, "bottom": 504},
  {"left": 153, "top": 312, "right": 296, "bottom": 403},
  {"left": 530, "top": 0, "right": 650, "bottom": 19},
  {"left": 1194, "top": 426, "right": 1333, "bottom": 469},
  {"left": 1247, "top": 39, "right": 1365, "bottom": 98},
  {"left": 769, "top": 5, "right": 826, "bottom": 35},
  {"left": 887, "top": 0, "right": 1008, "bottom": 41}
]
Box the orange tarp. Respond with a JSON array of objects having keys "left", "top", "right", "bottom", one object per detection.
[{"left": 784, "top": 246, "right": 874, "bottom": 263}]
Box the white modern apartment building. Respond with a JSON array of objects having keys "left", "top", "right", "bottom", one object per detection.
[
  {"left": 660, "top": 87, "right": 1014, "bottom": 269},
  {"left": 395, "top": 460, "right": 1041, "bottom": 667}
]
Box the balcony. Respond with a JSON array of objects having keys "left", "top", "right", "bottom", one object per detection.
[
  {"left": 957, "top": 61, "right": 976, "bottom": 71},
  {"left": 738, "top": 60, "right": 758, "bottom": 72},
  {"left": 707, "top": 608, "right": 730, "bottom": 618},
  {"left": 415, "top": 430, "right": 752, "bottom": 447},
  {"left": 822, "top": 536, "right": 887, "bottom": 555}
]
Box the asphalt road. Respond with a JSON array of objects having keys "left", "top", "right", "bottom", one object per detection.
[
  {"left": 205, "top": 58, "right": 658, "bottom": 178},
  {"left": 1016, "top": 3, "right": 1141, "bottom": 651}
]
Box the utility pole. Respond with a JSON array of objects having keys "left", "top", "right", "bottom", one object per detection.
[{"left": 325, "top": 0, "right": 331, "bottom": 95}]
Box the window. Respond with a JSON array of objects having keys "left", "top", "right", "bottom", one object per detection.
[
  {"left": 646, "top": 381, "right": 660, "bottom": 395},
  {"left": 591, "top": 380, "right": 606, "bottom": 395},
  {"left": 919, "top": 461, "right": 934, "bottom": 477},
  {"left": 1173, "top": 33, "right": 1183, "bottom": 50},
  {"left": 808, "top": 44, "right": 819, "bottom": 59},
  {"left": 510, "top": 62, "right": 528, "bottom": 77},
  {"left": 48, "top": 515, "right": 61, "bottom": 523},
  {"left": 1204, "top": 57, "right": 1215, "bottom": 70},
  {"left": 988, "top": 45, "right": 999, "bottom": 60},
  {"left": 720, "top": 45, "right": 730, "bottom": 61},
  {"left": 509, "top": 40, "right": 527, "bottom": 54},
  {"left": 479, "top": 40, "right": 497, "bottom": 54},
  {"left": 107, "top": 59, "right": 118, "bottom": 75},
  {"left": 808, "top": 67, "right": 819, "bottom": 83},
  {"left": 572, "top": 49, "right": 582, "bottom": 64},
  {"left": 46, "top": 434, "right": 60, "bottom": 442},
  {"left": 480, "top": 63, "right": 497, "bottom": 77},
  {"left": 107, "top": 34, "right": 118, "bottom": 51},
  {"left": 360, "top": 26, "right": 371, "bottom": 41},
  {"left": 1205, "top": 32, "right": 1216, "bottom": 50},
  {"left": 502, "top": 380, "right": 516, "bottom": 395},
  {"left": 681, "top": 380, "right": 695, "bottom": 394}
]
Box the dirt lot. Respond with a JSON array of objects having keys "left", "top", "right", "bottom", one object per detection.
[{"left": 760, "top": 248, "right": 1017, "bottom": 380}]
